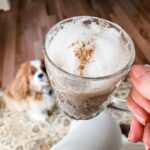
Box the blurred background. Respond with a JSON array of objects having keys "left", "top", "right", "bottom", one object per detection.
[{"left": 0, "top": 0, "right": 150, "bottom": 89}]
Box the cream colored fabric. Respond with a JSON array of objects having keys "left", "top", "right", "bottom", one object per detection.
[
  {"left": 0, "top": 0, "right": 10, "bottom": 11},
  {"left": 122, "top": 136, "right": 144, "bottom": 150}
]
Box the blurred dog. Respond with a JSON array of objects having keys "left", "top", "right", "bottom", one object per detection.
[{"left": 4, "top": 60, "right": 55, "bottom": 121}]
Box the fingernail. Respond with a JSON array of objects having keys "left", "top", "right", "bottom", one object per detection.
[
  {"left": 135, "top": 113, "right": 146, "bottom": 125},
  {"left": 128, "top": 133, "right": 132, "bottom": 142},
  {"left": 131, "top": 65, "right": 147, "bottom": 78},
  {"left": 145, "top": 64, "right": 150, "bottom": 68},
  {"left": 128, "top": 130, "right": 133, "bottom": 142},
  {"left": 128, "top": 137, "right": 131, "bottom": 142},
  {"left": 145, "top": 143, "right": 150, "bottom": 150}
]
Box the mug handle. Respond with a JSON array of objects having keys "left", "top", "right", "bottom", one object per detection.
[
  {"left": 108, "top": 76, "right": 131, "bottom": 111},
  {"left": 110, "top": 96, "right": 129, "bottom": 111}
]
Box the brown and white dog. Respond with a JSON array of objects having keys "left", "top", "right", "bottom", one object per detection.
[{"left": 4, "top": 60, "right": 55, "bottom": 121}]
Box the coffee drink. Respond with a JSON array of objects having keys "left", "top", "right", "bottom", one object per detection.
[{"left": 44, "top": 16, "right": 135, "bottom": 119}]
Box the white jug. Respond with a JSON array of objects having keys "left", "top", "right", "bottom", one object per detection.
[{"left": 51, "top": 111, "right": 122, "bottom": 150}]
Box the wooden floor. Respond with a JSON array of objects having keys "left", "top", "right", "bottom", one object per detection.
[{"left": 0, "top": 0, "right": 150, "bottom": 89}]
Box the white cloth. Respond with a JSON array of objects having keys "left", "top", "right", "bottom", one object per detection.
[
  {"left": 51, "top": 111, "right": 122, "bottom": 150},
  {"left": 0, "top": 0, "right": 10, "bottom": 11}
]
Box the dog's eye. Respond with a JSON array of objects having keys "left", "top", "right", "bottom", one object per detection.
[
  {"left": 30, "top": 70, "right": 36, "bottom": 75},
  {"left": 30, "top": 67, "right": 36, "bottom": 75},
  {"left": 41, "top": 67, "right": 46, "bottom": 73},
  {"left": 41, "top": 65, "right": 46, "bottom": 72},
  {"left": 40, "top": 61, "right": 47, "bottom": 73}
]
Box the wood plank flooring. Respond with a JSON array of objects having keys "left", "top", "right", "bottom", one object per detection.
[{"left": 0, "top": 0, "right": 150, "bottom": 89}]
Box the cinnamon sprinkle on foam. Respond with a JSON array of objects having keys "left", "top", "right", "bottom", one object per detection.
[{"left": 71, "top": 40, "right": 95, "bottom": 76}]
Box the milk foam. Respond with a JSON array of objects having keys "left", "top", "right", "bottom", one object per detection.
[{"left": 47, "top": 21, "right": 129, "bottom": 77}]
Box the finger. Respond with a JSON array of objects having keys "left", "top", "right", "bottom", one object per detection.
[
  {"left": 143, "top": 122, "right": 150, "bottom": 150},
  {"left": 127, "top": 91, "right": 150, "bottom": 125},
  {"left": 130, "top": 65, "right": 150, "bottom": 100},
  {"left": 131, "top": 88, "right": 150, "bottom": 114},
  {"left": 128, "top": 117, "right": 144, "bottom": 143}
]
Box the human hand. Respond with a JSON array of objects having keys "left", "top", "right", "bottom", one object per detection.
[{"left": 127, "top": 65, "right": 150, "bottom": 150}]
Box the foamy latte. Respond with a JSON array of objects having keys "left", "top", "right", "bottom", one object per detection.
[{"left": 44, "top": 16, "right": 135, "bottom": 119}]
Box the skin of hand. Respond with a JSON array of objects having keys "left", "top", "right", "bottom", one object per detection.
[{"left": 127, "top": 65, "right": 150, "bottom": 150}]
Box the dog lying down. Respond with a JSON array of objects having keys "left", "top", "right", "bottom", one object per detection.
[{"left": 4, "top": 60, "right": 55, "bottom": 121}]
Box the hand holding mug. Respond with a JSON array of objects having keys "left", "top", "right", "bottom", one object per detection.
[{"left": 128, "top": 65, "right": 150, "bottom": 150}]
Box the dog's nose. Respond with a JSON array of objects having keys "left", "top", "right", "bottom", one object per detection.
[
  {"left": 38, "top": 73, "right": 43, "bottom": 78},
  {"left": 48, "top": 89, "right": 53, "bottom": 95}
]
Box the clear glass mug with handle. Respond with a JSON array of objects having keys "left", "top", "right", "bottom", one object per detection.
[{"left": 43, "top": 16, "right": 135, "bottom": 120}]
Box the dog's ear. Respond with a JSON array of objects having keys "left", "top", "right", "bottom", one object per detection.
[{"left": 10, "top": 63, "right": 29, "bottom": 99}]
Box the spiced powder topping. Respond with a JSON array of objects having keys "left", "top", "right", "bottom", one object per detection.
[{"left": 69, "top": 39, "right": 95, "bottom": 75}]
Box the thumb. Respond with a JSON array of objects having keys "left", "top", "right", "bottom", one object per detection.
[{"left": 130, "top": 65, "right": 150, "bottom": 100}]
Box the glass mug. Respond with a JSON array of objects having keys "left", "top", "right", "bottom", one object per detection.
[{"left": 43, "top": 16, "right": 135, "bottom": 120}]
